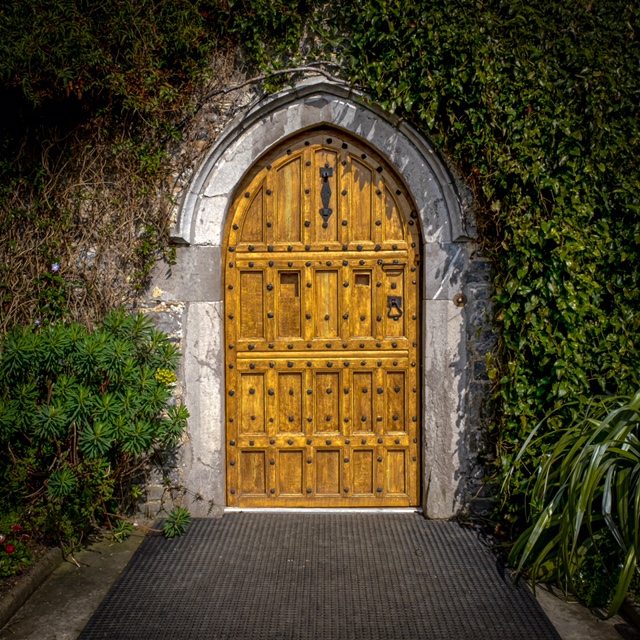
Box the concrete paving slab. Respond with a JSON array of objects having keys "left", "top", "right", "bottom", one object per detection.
[
  {"left": 0, "top": 547, "right": 63, "bottom": 630},
  {"left": 0, "top": 531, "right": 145, "bottom": 640},
  {"left": 535, "top": 584, "right": 640, "bottom": 640}
]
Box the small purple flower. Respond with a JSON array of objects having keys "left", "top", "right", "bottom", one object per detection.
[
  {"left": 51, "top": 263, "right": 60, "bottom": 273},
  {"left": 34, "top": 319, "right": 41, "bottom": 326}
]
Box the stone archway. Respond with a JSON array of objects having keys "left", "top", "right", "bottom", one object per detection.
[{"left": 169, "top": 77, "right": 477, "bottom": 518}]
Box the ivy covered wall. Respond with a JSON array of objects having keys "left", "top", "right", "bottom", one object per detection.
[
  {"left": 1, "top": 0, "right": 638, "bottom": 535},
  {"left": 259, "top": 0, "right": 639, "bottom": 532}
]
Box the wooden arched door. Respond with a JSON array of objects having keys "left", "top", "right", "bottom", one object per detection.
[{"left": 224, "top": 129, "right": 421, "bottom": 507}]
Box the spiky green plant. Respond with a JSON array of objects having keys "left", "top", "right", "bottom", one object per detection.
[
  {"left": 162, "top": 507, "right": 191, "bottom": 539},
  {"left": 508, "top": 388, "right": 640, "bottom": 615},
  {"left": 0, "top": 309, "right": 190, "bottom": 550}
]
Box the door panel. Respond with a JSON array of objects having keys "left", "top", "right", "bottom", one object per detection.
[
  {"left": 276, "top": 272, "right": 301, "bottom": 338},
  {"left": 349, "top": 160, "right": 374, "bottom": 241},
  {"left": 352, "top": 449, "right": 375, "bottom": 496},
  {"left": 278, "top": 450, "right": 304, "bottom": 495},
  {"left": 241, "top": 188, "right": 264, "bottom": 242},
  {"left": 275, "top": 158, "right": 302, "bottom": 242},
  {"left": 316, "top": 450, "right": 341, "bottom": 495},
  {"left": 225, "top": 130, "right": 421, "bottom": 507},
  {"left": 240, "top": 451, "right": 266, "bottom": 495},
  {"left": 239, "top": 272, "right": 264, "bottom": 338},
  {"left": 387, "top": 450, "right": 407, "bottom": 494},
  {"left": 314, "top": 270, "right": 339, "bottom": 338},
  {"left": 351, "top": 271, "right": 373, "bottom": 337}
]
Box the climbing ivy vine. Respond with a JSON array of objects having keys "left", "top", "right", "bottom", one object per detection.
[{"left": 232, "top": 0, "right": 640, "bottom": 532}]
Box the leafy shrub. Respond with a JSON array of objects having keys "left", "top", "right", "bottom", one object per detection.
[
  {"left": 0, "top": 0, "right": 227, "bottom": 110},
  {"left": 0, "top": 309, "right": 189, "bottom": 547},
  {"left": 162, "top": 507, "right": 192, "bottom": 539},
  {"left": 508, "top": 388, "right": 640, "bottom": 614},
  {"left": 572, "top": 536, "right": 622, "bottom": 609},
  {"left": 0, "top": 522, "right": 32, "bottom": 579},
  {"left": 111, "top": 519, "right": 134, "bottom": 544}
]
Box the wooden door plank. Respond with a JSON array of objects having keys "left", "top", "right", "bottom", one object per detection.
[{"left": 275, "top": 157, "right": 302, "bottom": 243}]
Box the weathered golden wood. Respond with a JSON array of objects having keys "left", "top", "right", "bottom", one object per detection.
[{"left": 224, "top": 130, "right": 421, "bottom": 507}]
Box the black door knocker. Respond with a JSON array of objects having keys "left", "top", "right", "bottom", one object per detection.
[
  {"left": 387, "top": 295, "right": 403, "bottom": 320},
  {"left": 319, "top": 164, "right": 333, "bottom": 228}
]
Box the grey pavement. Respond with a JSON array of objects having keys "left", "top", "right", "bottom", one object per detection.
[{"left": 0, "top": 530, "right": 145, "bottom": 640}]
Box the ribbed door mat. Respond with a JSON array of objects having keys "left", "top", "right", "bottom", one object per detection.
[{"left": 79, "top": 513, "right": 560, "bottom": 640}]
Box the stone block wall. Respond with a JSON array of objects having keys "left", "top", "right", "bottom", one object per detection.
[
  {"left": 137, "top": 297, "right": 187, "bottom": 518},
  {"left": 461, "top": 250, "right": 497, "bottom": 518}
]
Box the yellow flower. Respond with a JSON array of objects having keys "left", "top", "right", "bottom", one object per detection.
[{"left": 155, "top": 368, "right": 177, "bottom": 385}]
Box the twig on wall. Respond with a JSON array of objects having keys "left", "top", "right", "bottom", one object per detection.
[{"left": 200, "top": 62, "right": 349, "bottom": 102}]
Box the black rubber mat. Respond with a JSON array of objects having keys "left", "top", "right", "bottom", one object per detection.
[{"left": 79, "top": 513, "right": 560, "bottom": 640}]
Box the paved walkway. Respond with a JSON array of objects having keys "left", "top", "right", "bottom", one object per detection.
[
  {"left": 0, "top": 531, "right": 145, "bottom": 640},
  {"left": 2, "top": 513, "right": 639, "bottom": 640}
]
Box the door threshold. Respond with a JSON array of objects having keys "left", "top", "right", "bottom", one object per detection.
[{"left": 224, "top": 507, "right": 423, "bottom": 514}]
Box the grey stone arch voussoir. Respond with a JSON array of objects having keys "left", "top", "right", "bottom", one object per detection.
[{"left": 173, "top": 77, "right": 476, "bottom": 518}]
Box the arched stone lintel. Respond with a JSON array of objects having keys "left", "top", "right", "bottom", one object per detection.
[{"left": 175, "top": 77, "right": 475, "bottom": 248}]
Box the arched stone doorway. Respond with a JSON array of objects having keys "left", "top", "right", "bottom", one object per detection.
[{"left": 164, "top": 78, "right": 479, "bottom": 518}]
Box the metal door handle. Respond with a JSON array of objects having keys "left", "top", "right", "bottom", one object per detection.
[
  {"left": 387, "top": 296, "right": 403, "bottom": 320},
  {"left": 319, "top": 164, "right": 333, "bottom": 227}
]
